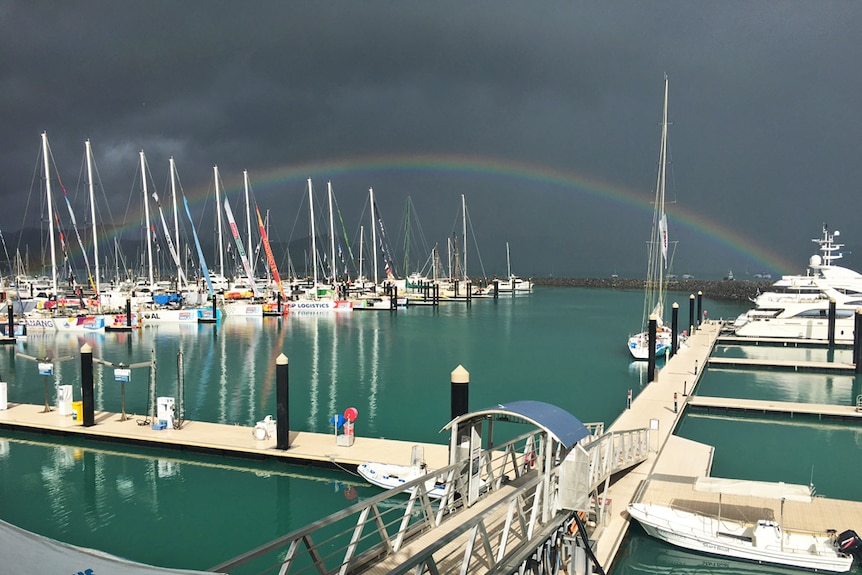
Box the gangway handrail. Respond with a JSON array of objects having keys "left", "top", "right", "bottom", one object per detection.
[
  {"left": 382, "top": 472, "right": 554, "bottom": 575},
  {"left": 211, "top": 429, "right": 553, "bottom": 575},
  {"left": 583, "top": 427, "right": 650, "bottom": 491}
]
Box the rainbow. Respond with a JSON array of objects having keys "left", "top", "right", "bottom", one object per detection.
[{"left": 72, "top": 153, "right": 800, "bottom": 275}]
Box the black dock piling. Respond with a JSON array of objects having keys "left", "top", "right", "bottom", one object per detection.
[
  {"left": 671, "top": 302, "right": 679, "bottom": 357},
  {"left": 689, "top": 294, "right": 695, "bottom": 334},
  {"left": 697, "top": 291, "right": 703, "bottom": 327},
  {"left": 6, "top": 303, "right": 13, "bottom": 338},
  {"left": 450, "top": 365, "right": 469, "bottom": 421},
  {"left": 81, "top": 343, "right": 95, "bottom": 427},
  {"left": 828, "top": 299, "right": 836, "bottom": 349},
  {"left": 854, "top": 309, "right": 862, "bottom": 374},
  {"left": 648, "top": 314, "right": 657, "bottom": 382},
  {"left": 276, "top": 354, "right": 290, "bottom": 449}
]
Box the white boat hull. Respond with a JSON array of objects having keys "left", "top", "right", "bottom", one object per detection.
[
  {"left": 628, "top": 330, "right": 674, "bottom": 360},
  {"left": 222, "top": 302, "right": 264, "bottom": 317},
  {"left": 357, "top": 462, "right": 446, "bottom": 499},
  {"left": 628, "top": 503, "right": 854, "bottom": 572},
  {"left": 23, "top": 315, "right": 106, "bottom": 333},
  {"left": 138, "top": 308, "right": 204, "bottom": 324},
  {"left": 735, "top": 317, "right": 855, "bottom": 342}
]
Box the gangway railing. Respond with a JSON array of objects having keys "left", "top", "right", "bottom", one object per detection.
[
  {"left": 557, "top": 427, "right": 650, "bottom": 527},
  {"left": 211, "top": 428, "right": 562, "bottom": 575},
  {"left": 584, "top": 427, "right": 649, "bottom": 491}
]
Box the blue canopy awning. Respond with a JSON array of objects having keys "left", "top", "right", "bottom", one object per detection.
[{"left": 441, "top": 400, "right": 590, "bottom": 449}]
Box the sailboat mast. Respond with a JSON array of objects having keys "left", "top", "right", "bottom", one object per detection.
[
  {"left": 643, "top": 74, "right": 670, "bottom": 327},
  {"left": 85, "top": 139, "right": 100, "bottom": 297},
  {"left": 328, "top": 181, "right": 336, "bottom": 285},
  {"left": 169, "top": 157, "right": 182, "bottom": 288},
  {"left": 244, "top": 170, "right": 252, "bottom": 277},
  {"left": 41, "top": 132, "right": 58, "bottom": 296},
  {"left": 140, "top": 151, "right": 154, "bottom": 289},
  {"left": 461, "top": 194, "right": 467, "bottom": 281},
  {"left": 214, "top": 165, "right": 224, "bottom": 279},
  {"left": 265, "top": 210, "right": 271, "bottom": 286},
  {"left": 370, "top": 187, "right": 378, "bottom": 289},
  {"left": 358, "top": 225, "right": 364, "bottom": 283},
  {"left": 308, "top": 178, "right": 318, "bottom": 292},
  {"left": 657, "top": 74, "right": 669, "bottom": 309}
]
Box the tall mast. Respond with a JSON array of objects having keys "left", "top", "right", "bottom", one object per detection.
[
  {"left": 85, "top": 139, "right": 100, "bottom": 297},
  {"left": 657, "top": 74, "right": 669, "bottom": 311},
  {"left": 244, "top": 170, "right": 253, "bottom": 277},
  {"left": 169, "top": 157, "right": 182, "bottom": 287},
  {"left": 328, "top": 181, "right": 336, "bottom": 285},
  {"left": 358, "top": 225, "right": 364, "bottom": 284},
  {"left": 41, "top": 132, "right": 58, "bottom": 295},
  {"left": 461, "top": 194, "right": 467, "bottom": 280},
  {"left": 308, "top": 178, "right": 318, "bottom": 292},
  {"left": 140, "top": 151, "right": 154, "bottom": 289},
  {"left": 214, "top": 165, "right": 224, "bottom": 278},
  {"left": 265, "top": 210, "right": 272, "bottom": 285},
  {"left": 370, "top": 187, "right": 378, "bottom": 289}
]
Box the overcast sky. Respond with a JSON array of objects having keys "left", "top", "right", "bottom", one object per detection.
[{"left": 2, "top": 1, "right": 860, "bottom": 279}]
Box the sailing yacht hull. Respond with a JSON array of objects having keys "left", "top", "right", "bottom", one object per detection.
[{"left": 628, "top": 328, "right": 674, "bottom": 360}]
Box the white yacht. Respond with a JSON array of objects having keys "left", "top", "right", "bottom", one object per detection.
[
  {"left": 734, "top": 226, "right": 862, "bottom": 341},
  {"left": 628, "top": 477, "right": 861, "bottom": 573}
]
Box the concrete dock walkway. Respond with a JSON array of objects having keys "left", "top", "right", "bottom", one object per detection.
[{"left": 0, "top": 402, "right": 449, "bottom": 472}]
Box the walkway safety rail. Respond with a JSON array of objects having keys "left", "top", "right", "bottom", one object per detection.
[
  {"left": 211, "top": 428, "right": 561, "bottom": 575},
  {"left": 558, "top": 427, "right": 650, "bottom": 526}
]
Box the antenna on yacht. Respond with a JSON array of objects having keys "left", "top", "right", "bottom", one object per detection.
[{"left": 809, "top": 464, "right": 816, "bottom": 497}]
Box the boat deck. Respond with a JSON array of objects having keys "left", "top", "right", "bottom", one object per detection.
[
  {"left": 634, "top": 474, "right": 862, "bottom": 536},
  {"left": 0, "top": 402, "right": 450, "bottom": 472}
]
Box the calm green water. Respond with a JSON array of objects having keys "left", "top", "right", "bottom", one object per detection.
[{"left": 0, "top": 288, "right": 858, "bottom": 573}]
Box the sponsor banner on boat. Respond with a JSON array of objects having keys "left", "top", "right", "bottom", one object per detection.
[
  {"left": 139, "top": 309, "right": 205, "bottom": 324},
  {"left": 286, "top": 300, "right": 352, "bottom": 310},
  {"left": 23, "top": 318, "right": 56, "bottom": 330},
  {"left": 56, "top": 316, "right": 106, "bottom": 332},
  {"left": 223, "top": 303, "right": 263, "bottom": 317}
]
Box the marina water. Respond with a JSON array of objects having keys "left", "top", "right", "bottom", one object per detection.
[{"left": 0, "top": 287, "right": 859, "bottom": 573}]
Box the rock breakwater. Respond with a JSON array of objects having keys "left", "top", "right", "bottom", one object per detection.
[{"left": 530, "top": 277, "right": 773, "bottom": 302}]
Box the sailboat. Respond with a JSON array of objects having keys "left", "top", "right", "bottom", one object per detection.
[
  {"left": 494, "top": 242, "right": 533, "bottom": 294},
  {"left": 628, "top": 75, "right": 675, "bottom": 360},
  {"left": 282, "top": 179, "right": 352, "bottom": 312}
]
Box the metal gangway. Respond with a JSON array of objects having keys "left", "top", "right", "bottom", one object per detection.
[{"left": 211, "top": 404, "right": 650, "bottom": 575}]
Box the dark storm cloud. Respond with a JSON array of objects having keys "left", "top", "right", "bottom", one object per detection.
[{"left": 1, "top": 1, "right": 861, "bottom": 278}]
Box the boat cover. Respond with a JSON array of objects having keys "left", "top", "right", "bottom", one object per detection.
[
  {"left": 0, "top": 518, "right": 224, "bottom": 574},
  {"left": 441, "top": 399, "right": 590, "bottom": 449},
  {"left": 694, "top": 477, "right": 813, "bottom": 503}
]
